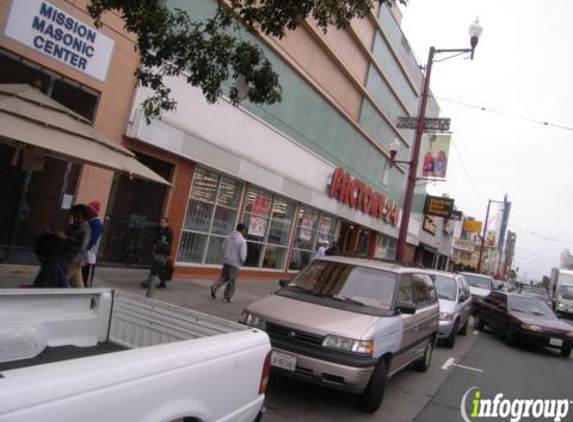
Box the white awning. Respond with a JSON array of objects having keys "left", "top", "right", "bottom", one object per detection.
[{"left": 0, "top": 84, "right": 170, "bottom": 185}]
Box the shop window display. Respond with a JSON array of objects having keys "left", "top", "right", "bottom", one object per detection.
[
  {"left": 177, "top": 167, "right": 243, "bottom": 264},
  {"left": 289, "top": 206, "right": 338, "bottom": 271},
  {"left": 243, "top": 188, "right": 295, "bottom": 270}
]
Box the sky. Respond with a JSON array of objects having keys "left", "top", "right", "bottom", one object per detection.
[{"left": 399, "top": 0, "right": 573, "bottom": 281}]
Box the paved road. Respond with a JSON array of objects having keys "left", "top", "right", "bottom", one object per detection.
[
  {"left": 2, "top": 265, "right": 572, "bottom": 421},
  {"left": 415, "top": 324, "right": 573, "bottom": 422},
  {"left": 263, "top": 330, "right": 479, "bottom": 422},
  {"left": 263, "top": 320, "right": 573, "bottom": 422}
]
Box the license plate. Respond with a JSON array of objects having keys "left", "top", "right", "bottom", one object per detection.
[
  {"left": 271, "top": 351, "right": 297, "bottom": 371},
  {"left": 549, "top": 338, "right": 563, "bottom": 347}
]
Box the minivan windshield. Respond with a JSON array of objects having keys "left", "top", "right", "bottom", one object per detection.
[
  {"left": 432, "top": 275, "right": 457, "bottom": 301},
  {"left": 287, "top": 261, "right": 397, "bottom": 311},
  {"left": 462, "top": 273, "right": 492, "bottom": 290}
]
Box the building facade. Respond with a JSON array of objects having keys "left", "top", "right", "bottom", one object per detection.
[
  {"left": 118, "top": 0, "right": 441, "bottom": 279},
  {"left": 1, "top": 0, "right": 445, "bottom": 278},
  {"left": 0, "top": 0, "right": 143, "bottom": 263}
]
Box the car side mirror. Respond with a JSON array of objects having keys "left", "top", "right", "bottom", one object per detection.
[
  {"left": 279, "top": 279, "right": 290, "bottom": 288},
  {"left": 397, "top": 302, "right": 416, "bottom": 315},
  {"left": 458, "top": 295, "right": 465, "bottom": 303}
]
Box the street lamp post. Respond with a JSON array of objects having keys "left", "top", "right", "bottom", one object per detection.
[{"left": 394, "top": 19, "right": 483, "bottom": 263}]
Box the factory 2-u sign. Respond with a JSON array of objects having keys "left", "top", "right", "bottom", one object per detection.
[{"left": 329, "top": 168, "right": 401, "bottom": 227}]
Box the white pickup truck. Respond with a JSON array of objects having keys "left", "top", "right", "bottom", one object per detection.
[{"left": 0, "top": 289, "right": 271, "bottom": 422}]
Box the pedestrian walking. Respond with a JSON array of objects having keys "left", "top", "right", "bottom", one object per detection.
[
  {"left": 210, "top": 223, "right": 247, "bottom": 303},
  {"left": 311, "top": 239, "right": 329, "bottom": 262},
  {"left": 58, "top": 204, "right": 92, "bottom": 288},
  {"left": 82, "top": 200, "right": 103, "bottom": 288},
  {"left": 140, "top": 217, "right": 173, "bottom": 295}
]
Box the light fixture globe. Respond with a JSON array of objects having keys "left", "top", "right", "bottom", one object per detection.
[
  {"left": 469, "top": 18, "right": 483, "bottom": 59},
  {"left": 389, "top": 138, "right": 401, "bottom": 161}
]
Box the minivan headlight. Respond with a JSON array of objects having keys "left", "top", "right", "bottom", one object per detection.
[
  {"left": 322, "top": 335, "right": 373, "bottom": 355},
  {"left": 440, "top": 312, "right": 454, "bottom": 321},
  {"left": 240, "top": 311, "right": 266, "bottom": 330},
  {"left": 556, "top": 302, "right": 566, "bottom": 309}
]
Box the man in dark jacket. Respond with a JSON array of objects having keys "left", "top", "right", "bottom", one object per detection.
[
  {"left": 141, "top": 217, "right": 173, "bottom": 294},
  {"left": 31, "top": 233, "right": 69, "bottom": 288}
]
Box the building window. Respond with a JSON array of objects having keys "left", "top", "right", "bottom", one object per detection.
[
  {"left": 243, "top": 187, "right": 295, "bottom": 270},
  {"left": 0, "top": 52, "right": 99, "bottom": 122},
  {"left": 289, "top": 206, "right": 338, "bottom": 271},
  {"left": 374, "top": 232, "right": 397, "bottom": 260},
  {"left": 177, "top": 167, "right": 244, "bottom": 264}
]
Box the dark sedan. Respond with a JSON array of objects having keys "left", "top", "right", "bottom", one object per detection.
[{"left": 473, "top": 291, "right": 573, "bottom": 357}]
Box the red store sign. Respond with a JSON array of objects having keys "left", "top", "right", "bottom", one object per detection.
[{"left": 329, "top": 168, "right": 401, "bottom": 227}]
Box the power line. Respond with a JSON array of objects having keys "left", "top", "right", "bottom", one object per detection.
[
  {"left": 549, "top": 192, "right": 573, "bottom": 236},
  {"left": 450, "top": 141, "right": 484, "bottom": 203},
  {"left": 509, "top": 223, "right": 573, "bottom": 244},
  {"left": 436, "top": 97, "right": 573, "bottom": 132}
]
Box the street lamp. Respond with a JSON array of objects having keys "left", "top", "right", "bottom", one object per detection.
[{"left": 394, "top": 18, "right": 483, "bottom": 263}]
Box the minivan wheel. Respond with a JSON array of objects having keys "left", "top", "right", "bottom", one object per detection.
[
  {"left": 459, "top": 321, "right": 468, "bottom": 336},
  {"left": 561, "top": 346, "right": 571, "bottom": 358},
  {"left": 444, "top": 321, "right": 458, "bottom": 349},
  {"left": 358, "top": 359, "right": 387, "bottom": 413},
  {"left": 414, "top": 337, "right": 435, "bottom": 372},
  {"left": 474, "top": 315, "right": 484, "bottom": 331}
]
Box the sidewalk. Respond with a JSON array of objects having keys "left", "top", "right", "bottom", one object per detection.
[{"left": 0, "top": 264, "right": 280, "bottom": 322}]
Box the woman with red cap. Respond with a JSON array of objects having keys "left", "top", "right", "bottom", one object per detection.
[{"left": 83, "top": 200, "right": 104, "bottom": 287}]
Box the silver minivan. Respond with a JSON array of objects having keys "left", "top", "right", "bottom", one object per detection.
[
  {"left": 422, "top": 270, "right": 472, "bottom": 348},
  {"left": 240, "top": 257, "right": 440, "bottom": 413}
]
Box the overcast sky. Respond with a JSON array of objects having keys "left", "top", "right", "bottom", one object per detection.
[{"left": 399, "top": 0, "right": 573, "bottom": 281}]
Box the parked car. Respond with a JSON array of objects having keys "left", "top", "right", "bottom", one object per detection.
[
  {"left": 0, "top": 289, "right": 271, "bottom": 422},
  {"left": 422, "top": 270, "right": 472, "bottom": 348},
  {"left": 240, "top": 257, "right": 440, "bottom": 413},
  {"left": 472, "top": 291, "right": 573, "bottom": 357},
  {"left": 460, "top": 272, "right": 493, "bottom": 308}
]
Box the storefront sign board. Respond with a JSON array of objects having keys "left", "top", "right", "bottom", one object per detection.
[
  {"left": 329, "top": 168, "right": 401, "bottom": 227},
  {"left": 4, "top": 0, "right": 115, "bottom": 82},
  {"left": 424, "top": 195, "right": 454, "bottom": 218}
]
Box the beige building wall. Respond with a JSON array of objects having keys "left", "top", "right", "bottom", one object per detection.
[
  {"left": 263, "top": 5, "right": 382, "bottom": 127},
  {"left": 0, "top": 0, "right": 140, "bottom": 216}
]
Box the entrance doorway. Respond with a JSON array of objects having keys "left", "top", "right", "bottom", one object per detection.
[
  {"left": 99, "top": 153, "right": 173, "bottom": 266},
  {"left": 0, "top": 144, "right": 81, "bottom": 263}
]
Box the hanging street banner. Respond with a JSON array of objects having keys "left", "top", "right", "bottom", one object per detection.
[
  {"left": 397, "top": 117, "right": 451, "bottom": 132},
  {"left": 420, "top": 132, "right": 452, "bottom": 180},
  {"left": 424, "top": 195, "right": 454, "bottom": 218}
]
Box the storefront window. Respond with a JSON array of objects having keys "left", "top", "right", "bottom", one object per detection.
[
  {"left": 243, "top": 188, "right": 295, "bottom": 270},
  {"left": 177, "top": 167, "right": 244, "bottom": 264},
  {"left": 374, "top": 232, "right": 397, "bottom": 260},
  {"left": 289, "top": 206, "right": 338, "bottom": 271}
]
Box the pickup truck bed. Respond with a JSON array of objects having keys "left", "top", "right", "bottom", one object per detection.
[
  {"left": 0, "top": 289, "right": 271, "bottom": 422},
  {"left": 0, "top": 342, "right": 127, "bottom": 371}
]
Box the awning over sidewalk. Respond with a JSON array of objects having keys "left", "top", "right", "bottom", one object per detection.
[{"left": 0, "top": 84, "right": 170, "bottom": 185}]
